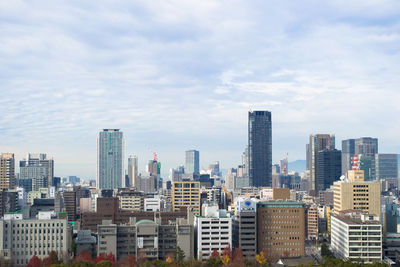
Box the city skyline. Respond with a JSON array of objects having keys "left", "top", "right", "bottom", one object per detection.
[{"left": 2, "top": 1, "right": 400, "bottom": 178}]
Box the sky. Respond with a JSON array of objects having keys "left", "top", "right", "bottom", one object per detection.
[{"left": 1, "top": 0, "right": 400, "bottom": 179}]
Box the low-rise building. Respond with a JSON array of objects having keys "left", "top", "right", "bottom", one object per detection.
[{"left": 0, "top": 211, "right": 69, "bottom": 266}]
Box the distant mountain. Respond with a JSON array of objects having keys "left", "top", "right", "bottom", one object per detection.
[
  {"left": 288, "top": 160, "right": 306, "bottom": 174},
  {"left": 398, "top": 154, "right": 400, "bottom": 172}
]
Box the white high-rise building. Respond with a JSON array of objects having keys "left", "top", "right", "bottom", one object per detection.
[
  {"left": 97, "top": 129, "right": 125, "bottom": 189},
  {"left": 195, "top": 203, "right": 232, "bottom": 260}
]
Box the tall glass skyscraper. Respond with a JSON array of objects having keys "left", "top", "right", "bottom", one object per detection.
[
  {"left": 185, "top": 150, "right": 199, "bottom": 175},
  {"left": 97, "top": 129, "right": 125, "bottom": 189},
  {"left": 248, "top": 110, "right": 272, "bottom": 187}
]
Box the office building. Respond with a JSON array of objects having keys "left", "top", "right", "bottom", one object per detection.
[
  {"left": 342, "top": 139, "right": 355, "bottom": 175},
  {"left": 0, "top": 153, "right": 15, "bottom": 190},
  {"left": 331, "top": 211, "right": 382, "bottom": 263},
  {"left": 195, "top": 203, "right": 232, "bottom": 260},
  {"left": 257, "top": 201, "right": 305, "bottom": 258},
  {"left": 0, "top": 191, "right": 18, "bottom": 217},
  {"left": 307, "top": 205, "right": 318, "bottom": 240},
  {"left": 97, "top": 129, "right": 125, "bottom": 189},
  {"left": 185, "top": 150, "right": 199, "bottom": 175},
  {"left": 20, "top": 154, "right": 54, "bottom": 189},
  {"left": 248, "top": 111, "right": 272, "bottom": 187},
  {"left": 64, "top": 190, "right": 77, "bottom": 222},
  {"left": 128, "top": 155, "right": 139, "bottom": 188},
  {"left": 0, "top": 212, "right": 69, "bottom": 266},
  {"left": 97, "top": 211, "right": 194, "bottom": 261},
  {"left": 172, "top": 181, "right": 200, "bottom": 216},
  {"left": 308, "top": 134, "right": 335, "bottom": 194},
  {"left": 144, "top": 197, "right": 161, "bottom": 211},
  {"left": 333, "top": 180, "right": 381, "bottom": 218},
  {"left": 18, "top": 178, "right": 33, "bottom": 193},
  {"left": 233, "top": 198, "right": 257, "bottom": 259},
  {"left": 342, "top": 137, "right": 378, "bottom": 177},
  {"left": 316, "top": 149, "right": 341, "bottom": 191},
  {"left": 375, "top": 154, "right": 398, "bottom": 181}
]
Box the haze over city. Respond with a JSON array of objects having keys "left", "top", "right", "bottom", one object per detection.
[{"left": 2, "top": 1, "right": 400, "bottom": 178}]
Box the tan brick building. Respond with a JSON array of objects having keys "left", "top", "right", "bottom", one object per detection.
[
  {"left": 257, "top": 201, "right": 305, "bottom": 259},
  {"left": 172, "top": 181, "right": 200, "bottom": 216},
  {"left": 0, "top": 153, "right": 14, "bottom": 190},
  {"left": 333, "top": 180, "right": 381, "bottom": 218}
]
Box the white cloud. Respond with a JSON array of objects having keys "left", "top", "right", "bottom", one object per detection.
[{"left": 1, "top": 0, "right": 400, "bottom": 177}]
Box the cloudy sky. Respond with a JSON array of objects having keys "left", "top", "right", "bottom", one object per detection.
[{"left": 1, "top": 0, "right": 400, "bottom": 179}]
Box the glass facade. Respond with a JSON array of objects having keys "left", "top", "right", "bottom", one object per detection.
[
  {"left": 248, "top": 111, "right": 272, "bottom": 187},
  {"left": 97, "top": 129, "right": 125, "bottom": 189},
  {"left": 185, "top": 150, "right": 199, "bottom": 175}
]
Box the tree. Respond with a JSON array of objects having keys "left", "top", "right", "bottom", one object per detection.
[
  {"left": 95, "top": 260, "right": 112, "bottom": 267},
  {"left": 43, "top": 251, "right": 60, "bottom": 266},
  {"left": 124, "top": 254, "right": 137, "bottom": 267},
  {"left": 210, "top": 249, "right": 220, "bottom": 260},
  {"left": 174, "top": 246, "right": 185, "bottom": 263},
  {"left": 232, "top": 248, "right": 244, "bottom": 264},
  {"left": 27, "top": 255, "right": 41, "bottom": 267},
  {"left": 256, "top": 252, "right": 267, "bottom": 267},
  {"left": 74, "top": 250, "right": 93, "bottom": 263}
]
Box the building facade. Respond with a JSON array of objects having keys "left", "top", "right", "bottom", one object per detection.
[
  {"left": 0, "top": 212, "right": 69, "bottom": 266},
  {"left": 195, "top": 204, "right": 232, "bottom": 260},
  {"left": 233, "top": 198, "right": 257, "bottom": 259},
  {"left": 20, "top": 154, "right": 54, "bottom": 189},
  {"left": 97, "top": 129, "right": 125, "bottom": 189},
  {"left": 316, "top": 149, "right": 341, "bottom": 192},
  {"left": 333, "top": 180, "right": 381, "bottom": 218},
  {"left": 248, "top": 111, "right": 272, "bottom": 187},
  {"left": 257, "top": 201, "right": 305, "bottom": 258},
  {"left": 185, "top": 150, "right": 199, "bottom": 175},
  {"left": 172, "top": 181, "right": 200, "bottom": 216},
  {"left": 308, "top": 134, "right": 335, "bottom": 194},
  {"left": 331, "top": 212, "right": 382, "bottom": 263},
  {"left": 0, "top": 153, "right": 15, "bottom": 191},
  {"left": 128, "top": 155, "right": 139, "bottom": 188}
]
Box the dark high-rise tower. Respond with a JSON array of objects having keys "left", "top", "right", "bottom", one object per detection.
[
  {"left": 317, "top": 149, "right": 342, "bottom": 191},
  {"left": 248, "top": 111, "right": 272, "bottom": 187}
]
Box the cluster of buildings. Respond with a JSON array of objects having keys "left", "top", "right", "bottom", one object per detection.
[{"left": 0, "top": 110, "right": 399, "bottom": 266}]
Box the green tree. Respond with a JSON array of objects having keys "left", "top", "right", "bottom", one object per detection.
[{"left": 174, "top": 246, "right": 185, "bottom": 263}]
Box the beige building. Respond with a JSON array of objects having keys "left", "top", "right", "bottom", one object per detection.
[
  {"left": 333, "top": 180, "right": 381, "bottom": 218},
  {"left": 118, "top": 190, "right": 144, "bottom": 211},
  {"left": 172, "top": 181, "right": 200, "bottom": 216},
  {"left": 347, "top": 170, "right": 364, "bottom": 181},
  {"left": 257, "top": 201, "right": 305, "bottom": 258},
  {"left": 0, "top": 212, "right": 69, "bottom": 266},
  {"left": 0, "top": 153, "right": 15, "bottom": 190}
]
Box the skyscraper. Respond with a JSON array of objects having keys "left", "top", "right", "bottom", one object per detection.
[
  {"left": 185, "top": 150, "right": 199, "bottom": 175},
  {"left": 248, "top": 111, "right": 272, "bottom": 187},
  {"left": 316, "top": 149, "right": 341, "bottom": 191},
  {"left": 128, "top": 155, "right": 138, "bottom": 188},
  {"left": 341, "top": 139, "right": 355, "bottom": 175},
  {"left": 341, "top": 137, "right": 378, "bottom": 179},
  {"left": 0, "top": 153, "right": 15, "bottom": 190},
  {"left": 97, "top": 129, "right": 125, "bottom": 189},
  {"left": 308, "top": 134, "right": 335, "bottom": 194},
  {"left": 20, "top": 153, "right": 54, "bottom": 190}
]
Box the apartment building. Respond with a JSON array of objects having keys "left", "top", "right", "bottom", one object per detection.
[{"left": 118, "top": 190, "right": 144, "bottom": 211}]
